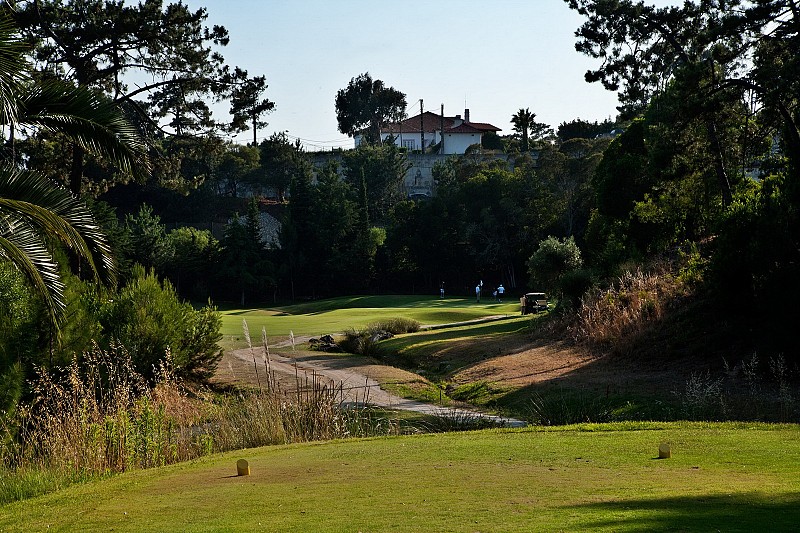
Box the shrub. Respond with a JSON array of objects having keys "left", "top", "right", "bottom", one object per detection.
[
  {"left": 559, "top": 268, "right": 594, "bottom": 310},
  {"left": 0, "top": 263, "right": 46, "bottom": 399},
  {"left": 338, "top": 327, "right": 384, "bottom": 358},
  {"left": 338, "top": 318, "right": 419, "bottom": 357},
  {"left": 366, "top": 317, "right": 420, "bottom": 335},
  {"left": 677, "top": 371, "right": 726, "bottom": 421},
  {"left": 528, "top": 236, "right": 583, "bottom": 297},
  {"left": 100, "top": 265, "right": 222, "bottom": 380}
]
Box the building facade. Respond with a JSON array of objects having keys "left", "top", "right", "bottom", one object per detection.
[{"left": 355, "top": 109, "right": 501, "bottom": 155}]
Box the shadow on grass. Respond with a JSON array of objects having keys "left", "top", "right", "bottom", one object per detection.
[
  {"left": 566, "top": 491, "right": 800, "bottom": 532},
  {"left": 492, "top": 375, "right": 682, "bottom": 423},
  {"left": 380, "top": 319, "right": 532, "bottom": 355}
]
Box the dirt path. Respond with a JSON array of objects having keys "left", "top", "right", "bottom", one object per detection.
[{"left": 214, "top": 341, "right": 526, "bottom": 427}]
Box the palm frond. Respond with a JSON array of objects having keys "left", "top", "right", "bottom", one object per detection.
[
  {"left": 0, "top": 8, "right": 29, "bottom": 126},
  {"left": 0, "top": 165, "right": 116, "bottom": 286},
  {"left": 0, "top": 214, "right": 65, "bottom": 326},
  {"left": 19, "top": 81, "right": 151, "bottom": 182}
]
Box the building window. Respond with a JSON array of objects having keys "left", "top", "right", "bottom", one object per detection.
[{"left": 402, "top": 139, "right": 415, "bottom": 151}]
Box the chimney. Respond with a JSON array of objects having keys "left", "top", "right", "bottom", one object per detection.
[{"left": 464, "top": 108, "right": 470, "bottom": 122}]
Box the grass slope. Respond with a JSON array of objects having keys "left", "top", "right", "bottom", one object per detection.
[
  {"left": 379, "top": 317, "right": 534, "bottom": 372},
  {"left": 3, "top": 423, "right": 799, "bottom": 532}
]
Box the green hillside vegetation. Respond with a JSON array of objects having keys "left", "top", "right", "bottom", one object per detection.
[{"left": 2, "top": 423, "right": 799, "bottom": 532}]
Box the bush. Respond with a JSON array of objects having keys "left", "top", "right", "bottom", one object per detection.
[
  {"left": 338, "top": 327, "right": 385, "bottom": 358},
  {"left": 559, "top": 268, "right": 594, "bottom": 310},
  {"left": 100, "top": 265, "right": 222, "bottom": 380},
  {"left": 365, "top": 317, "right": 420, "bottom": 335},
  {"left": 528, "top": 236, "right": 583, "bottom": 297},
  {"left": 338, "top": 318, "right": 420, "bottom": 357},
  {"left": 0, "top": 263, "right": 46, "bottom": 390},
  {"left": 569, "top": 266, "right": 686, "bottom": 352}
]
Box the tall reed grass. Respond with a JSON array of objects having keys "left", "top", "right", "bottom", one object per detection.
[
  {"left": 0, "top": 334, "right": 397, "bottom": 504},
  {"left": 568, "top": 267, "right": 686, "bottom": 352}
]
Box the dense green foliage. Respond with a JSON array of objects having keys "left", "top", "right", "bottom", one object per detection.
[
  {"left": 100, "top": 266, "right": 222, "bottom": 379},
  {"left": 527, "top": 236, "right": 584, "bottom": 298},
  {"left": 13, "top": 0, "right": 272, "bottom": 195},
  {"left": 335, "top": 72, "right": 407, "bottom": 143}
]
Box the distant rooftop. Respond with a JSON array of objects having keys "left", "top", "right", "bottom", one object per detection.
[{"left": 381, "top": 110, "right": 501, "bottom": 135}]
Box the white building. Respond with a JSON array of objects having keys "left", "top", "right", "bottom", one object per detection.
[{"left": 355, "top": 109, "right": 501, "bottom": 154}]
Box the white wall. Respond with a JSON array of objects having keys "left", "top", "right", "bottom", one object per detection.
[
  {"left": 357, "top": 130, "right": 481, "bottom": 154},
  {"left": 380, "top": 131, "right": 439, "bottom": 151},
  {"left": 443, "top": 132, "right": 482, "bottom": 154}
]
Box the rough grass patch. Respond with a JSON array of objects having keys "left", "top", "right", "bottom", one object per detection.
[
  {"left": 568, "top": 266, "right": 688, "bottom": 353},
  {"left": 366, "top": 317, "right": 421, "bottom": 335},
  {"left": 526, "top": 389, "right": 615, "bottom": 426}
]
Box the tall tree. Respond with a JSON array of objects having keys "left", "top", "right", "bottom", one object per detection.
[
  {"left": 218, "top": 199, "right": 273, "bottom": 305},
  {"left": 342, "top": 143, "right": 408, "bottom": 224},
  {"left": 254, "top": 132, "right": 303, "bottom": 202},
  {"left": 225, "top": 68, "right": 275, "bottom": 146},
  {"left": 213, "top": 143, "right": 259, "bottom": 198},
  {"left": 335, "top": 72, "right": 406, "bottom": 144},
  {"left": 511, "top": 108, "right": 553, "bottom": 152},
  {"left": 13, "top": 0, "right": 270, "bottom": 195},
  {"left": 565, "top": 0, "right": 800, "bottom": 205}
]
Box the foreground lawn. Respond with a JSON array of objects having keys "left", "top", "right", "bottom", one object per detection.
[
  {"left": 3, "top": 423, "right": 799, "bottom": 532},
  {"left": 219, "top": 295, "right": 521, "bottom": 338}
]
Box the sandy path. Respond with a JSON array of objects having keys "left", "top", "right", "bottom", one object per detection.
[{"left": 215, "top": 342, "right": 526, "bottom": 427}]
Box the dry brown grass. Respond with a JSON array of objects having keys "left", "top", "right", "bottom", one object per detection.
[
  {"left": 1, "top": 339, "right": 393, "bottom": 481},
  {"left": 568, "top": 265, "right": 689, "bottom": 354}
]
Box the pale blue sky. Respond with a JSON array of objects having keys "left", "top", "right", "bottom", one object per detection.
[{"left": 183, "top": 1, "right": 627, "bottom": 150}]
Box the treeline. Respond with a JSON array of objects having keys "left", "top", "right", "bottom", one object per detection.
[{"left": 95, "top": 132, "right": 612, "bottom": 303}]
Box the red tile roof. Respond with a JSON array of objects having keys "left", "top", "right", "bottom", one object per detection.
[
  {"left": 382, "top": 112, "right": 452, "bottom": 134},
  {"left": 464, "top": 122, "right": 501, "bottom": 132},
  {"left": 445, "top": 123, "right": 486, "bottom": 134},
  {"left": 381, "top": 111, "right": 500, "bottom": 134}
]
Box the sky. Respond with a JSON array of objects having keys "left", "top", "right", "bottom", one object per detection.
[{"left": 181, "top": 0, "right": 626, "bottom": 151}]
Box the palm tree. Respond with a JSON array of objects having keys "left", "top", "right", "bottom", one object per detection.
[
  {"left": 511, "top": 108, "right": 554, "bottom": 152},
  {"left": 0, "top": 10, "right": 149, "bottom": 328},
  {"left": 511, "top": 107, "right": 534, "bottom": 152}
]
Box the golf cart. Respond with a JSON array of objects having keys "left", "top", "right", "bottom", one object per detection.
[{"left": 520, "top": 292, "right": 548, "bottom": 315}]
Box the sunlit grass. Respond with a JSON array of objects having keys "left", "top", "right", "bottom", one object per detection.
[
  {"left": 217, "top": 296, "right": 520, "bottom": 339},
  {"left": 3, "top": 423, "right": 799, "bottom": 532}
]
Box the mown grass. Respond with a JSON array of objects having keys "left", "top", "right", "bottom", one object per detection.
[
  {"left": 2, "top": 423, "right": 799, "bottom": 532},
  {"left": 380, "top": 378, "right": 451, "bottom": 406},
  {"left": 377, "top": 316, "right": 533, "bottom": 376},
  {"left": 218, "top": 296, "right": 519, "bottom": 340}
]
